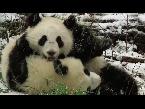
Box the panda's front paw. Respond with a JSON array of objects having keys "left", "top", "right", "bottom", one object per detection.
[{"left": 53, "top": 60, "right": 68, "bottom": 76}]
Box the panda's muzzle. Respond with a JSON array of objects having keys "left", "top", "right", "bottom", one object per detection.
[
  {"left": 47, "top": 51, "right": 57, "bottom": 61},
  {"left": 47, "top": 51, "right": 56, "bottom": 56}
]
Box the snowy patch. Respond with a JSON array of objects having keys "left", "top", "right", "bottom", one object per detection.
[
  {"left": 0, "top": 79, "right": 25, "bottom": 95},
  {"left": 124, "top": 64, "right": 144, "bottom": 95},
  {"left": 0, "top": 13, "right": 19, "bottom": 22},
  {"left": 40, "top": 13, "right": 74, "bottom": 20},
  {"left": 101, "top": 13, "right": 138, "bottom": 21},
  {"left": 138, "top": 14, "right": 145, "bottom": 24},
  {"left": 103, "top": 41, "right": 145, "bottom": 61}
]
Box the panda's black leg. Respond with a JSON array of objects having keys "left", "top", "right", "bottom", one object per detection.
[
  {"left": 100, "top": 64, "right": 138, "bottom": 95},
  {"left": 53, "top": 60, "right": 68, "bottom": 76}
]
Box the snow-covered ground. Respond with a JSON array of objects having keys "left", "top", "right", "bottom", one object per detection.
[
  {"left": 0, "top": 13, "right": 145, "bottom": 95},
  {"left": 0, "top": 74, "right": 25, "bottom": 95},
  {"left": 0, "top": 13, "right": 19, "bottom": 22}
]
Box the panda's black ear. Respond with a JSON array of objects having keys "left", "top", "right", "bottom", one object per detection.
[
  {"left": 26, "top": 13, "right": 41, "bottom": 27},
  {"left": 63, "top": 15, "right": 77, "bottom": 29}
]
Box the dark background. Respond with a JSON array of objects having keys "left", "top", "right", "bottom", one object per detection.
[{"left": 0, "top": 0, "right": 145, "bottom": 12}]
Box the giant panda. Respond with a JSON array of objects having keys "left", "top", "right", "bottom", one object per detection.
[
  {"left": 1, "top": 14, "right": 75, "bottom": 93},
  {"left": 1, "top": 38, "right": 101, "bottom": 95},
  {"left": 20, "top": 13, "right": 138, "bottom": 95}
]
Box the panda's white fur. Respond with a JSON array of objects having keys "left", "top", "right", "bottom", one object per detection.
[
  {"left": 26, "top": 16, "right": 73, "bottom": 60},
  {"left": 1, "top": 38, "right": 17, "bottom": 83},
  {"left": 1, "top": 38, "right": 101, "bottom": 94},
  {"left": 85, "top": 56, "right": 107, "bottom": 75}
]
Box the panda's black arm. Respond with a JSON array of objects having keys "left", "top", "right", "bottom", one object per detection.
[{"left": 7, "top": 34, "right": 34, "bottom": 91}]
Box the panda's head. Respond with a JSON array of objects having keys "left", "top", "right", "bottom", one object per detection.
[{"left": 25, "top": 13, "right": 73, "bottom": 61}]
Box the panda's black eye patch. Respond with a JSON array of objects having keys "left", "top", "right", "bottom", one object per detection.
[
  {"left": 84, "top": 69, "right": 90, "bottom": 76},
  {"left": 56, "top": 36, "right": 64, "bottom": 48},
  {"left": 38, "top": 35, "right": 47, "bottom": 46}
]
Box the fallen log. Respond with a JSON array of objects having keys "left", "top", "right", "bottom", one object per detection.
[
  {"left": 105, "top": 55, "right": 145, "bottom": 63},
  {"left": 121, "top": 56, "right": 145, "bottom": 63}
]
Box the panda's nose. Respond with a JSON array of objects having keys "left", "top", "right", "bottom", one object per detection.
[{"left": 47, "top": 51, "right": 56, "bottom": 56}]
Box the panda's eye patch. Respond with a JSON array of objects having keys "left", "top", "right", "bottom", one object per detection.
[
  {"left": 84, "top": 69, "right": 90, "bottom": 76},
  {"left": 56, "top": 36, "right": 64, "bottom": 48},
  {"left": 39, "top": 35, "right": 47, "bottom": 46}
]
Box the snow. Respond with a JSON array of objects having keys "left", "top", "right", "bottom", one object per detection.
[
  {"left": 113, "top": 41, "right": 145, "bottom": 61},
  {"left": 40, "top": 13, "right": 74, "bottom": 20},
  {"left": 125, "top": 63, "right": 145, "bottom": 95},
  {"left": 103, "top": 41, "right": 144, "bottom": 60},
  {"left": 0, "top": 79, "right": 25, "bottom": 95},
  {"left": 0, "top": 13, "right": 19, "bottom": 22},
  {"left": 101, "top": 14, "right": 126, "bottom": 21},
  {"left": 0, "top": 38, "right": 7, "bottom": 46},
  {"left": 138, "top": 14, "right": 145, "bottom": 23},
  {"left": 101, "top": 13, "right": 138, "bottom": 21}
]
